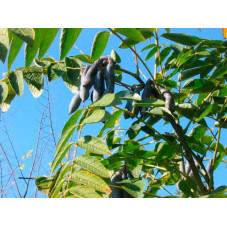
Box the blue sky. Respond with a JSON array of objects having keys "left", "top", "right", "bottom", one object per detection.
[{"left": 0, "top": 28, "right": 226, "bottom": 197}]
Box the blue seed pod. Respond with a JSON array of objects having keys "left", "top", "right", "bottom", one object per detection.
[
  {"left": 68, "top": 91, "right": 82, "bottom": 114},
  {"left": 92, "top": 68, "right": 105, "bottom": 102},
  {"left": 141, "top": 79, "right": 152, "bottom": 115},
  {"left": 104, "top": 57, "right": 115, "bottom": 94},
  {"left": 82, "top": 57, "right": 107, "bottom": 88}
]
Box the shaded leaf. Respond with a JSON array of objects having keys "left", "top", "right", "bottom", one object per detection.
[
  {"left": 122, "top": 180, "right": 146, "bottom": 198},
  {"left": 162, "top": 33, "right": 200, "bottom": 46},
  {"left": 0, "top": 28, "right": 9, "bottom": 63},
  {"left": 9, "top": 28, "right": 35, "bottom": 46},
  {"left": 47, "top": 62, "right": 66, "bottom": 82},
  {"left": 65, "top": 56, "right": 81, "bottom": 86},
  {"left": 23, "top": 66, "right": 44, "bottom": 98},
  {"left": 8, "top": 70, "right": 24, "bottom": 96}
]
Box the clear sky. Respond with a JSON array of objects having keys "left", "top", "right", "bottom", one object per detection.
[{"left": 0, "top": 28, "right": 226, "bottom": 198}]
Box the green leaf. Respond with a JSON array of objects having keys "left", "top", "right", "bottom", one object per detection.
[
  {"left": 140, "top": 44, "right": 157, "bottom": 53},
  {"left": 188, "top": 125, "right": 207, "bottom": 140},
  {"left": 7, "top": 34, "right": 23, "bottom": 71},
  {"left": 9, "top": 28, "right": 35, "bottom": 46},
  {"left": 209, "top": 64, "right": 227, "bottom": 81},
  {"left": 8, "top": 70, "right": 24, "bottom": 97},
  {"left": 25, "top": 28, "right": 46, "bottom": 67},
  {"left": 208, "top": 186, "right": 227, "bottom": 198},
  {"left": 38, "top": 28, "right": 59, "bottom": 58},
  {"left": 61, "top": 71, "right": 79, "bottom": 93},
  {"left": 77, "top": 136, "right": 111, "bottom": 155},
  {"left": 134, "top": 99, "right": 165, "bottom": 107},
  {"left": 170, "top": 44, "right": 183, "bottom": 53},
  {"left": 91, "top": 31, "right": 110, "bottom": 61},
  {"left": 65, "top": 56, "right": 81, "bottom": 86},
  {"left": 69, "top": 185, "right": 102, "bottom": 198},
  {"left": 74, "top": 54, "right": 93, "bottom": 64},
  {"left": 97, "top": 110, "right": 124, "bottom": 137},
  {"left": 114, "top": 28, "right": 146, "bottom": 42},
  {"left": 195, "top": 104, "right": 213, "bottom": 122},
  {"left": 179, "top": 65, "right": 212, "bottom": 81},
  {"left": 119, "top": 29, "right": 154, "bottom": 48},
  {"left": 60, "top": 28, "right": 82, "bottom": 60},
  {"left": 116, "top": 90, "right": 141, "bottom": 101},
  {"left": 49, "top": 162, "right": 70, "bottom": 198},
  {"left": 51, "top": 142, "right": 76, "bottom": 173},
  {"left": 155, "top": 142, "right": 176, "bottom": 161},
  {"left": 35, "top": 176, "right": 53, "bottom": 195},
  {"left": 47, "top": 62, "right": 66, "bottom": 82},
  {"left": 82, "top": 109, "right": 112, "bottom": 125},
  {"left": 51, "top": 125, "right": 77, "bottom": 174},
  {"left": 111, "top": 49, "right": 121, "bottom": 63},
  {"left": 23, "top": 66, "right": 44, "bottom": 98},
  {"left": 0, "top": 28, "right": 9, "bottom": 63},
  {"left": 74, "top": 155, "right": 110, "bottom": 178},
  {"left": 35, "top": 57, "right": 54, "bottom": 68},
  {"left": 0, "top": 82, "right": 15, "bottom": 112},
  {"left": 0, "top": 82, "right": 8, "bottom": 104},
  {"left": 89, "top": 93, "right": 122, "bottom": 108},
  {"left": 71, "top": 170, "right": 111, "bottom": 194},
  {"left": 122, "top": 180, "right": 146, "bottom": 198},
  {"left": 62, "top": 108, "right": 84, "bottom": 135},
  {"left": 145, "top": 47, "right": 158, "bottom": 61},
  {"left": 162, "top": 33, "right": 200, "bottom": 46},
  {"left": 183, "top": 79, "right": 216, "bottom": 91},
  {"left": 156, "top": 47, "right": 172, "bottom": 66}
]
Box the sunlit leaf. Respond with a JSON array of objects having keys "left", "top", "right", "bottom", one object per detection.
[
  {"left": 77, "top": 136, "right": 111, "bottom": 155},
  {"left": 60, "top": 28, "right": 82, "bottom": 60},
  {"left": 82, "top": 109, "right": 112, "bottom": 124},
  {"left": 74, "top": 155, "right": 110, "bottom": 178},
  {"left": 91, "top": 31, "right": 110, "bottom": 61},
  {"left": 71, "top": 170, "right": 111, "bottom": 194}
]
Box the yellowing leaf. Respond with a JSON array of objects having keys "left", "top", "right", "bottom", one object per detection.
[
  {"left": 19, "top": 164, "right": 25, "bottom": 170},
  {"left": 222, "top": 28, "right": 227, "bottom": 39},
  {"left": 22, "top": 155, "right": 25, "bottom": 160},
  {"left": 26, "top": 149, "right": 33, "bottom": 157},
  {"left": 48, "top": 162, "right": 52, "bottom": 166}
]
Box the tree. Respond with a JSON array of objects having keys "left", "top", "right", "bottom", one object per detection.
[{"left": 0, "top": 28, "right": 226, "bottom": 198}]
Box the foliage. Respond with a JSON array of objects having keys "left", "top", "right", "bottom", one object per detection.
[{"left": 0, "top": 28, "right": 226, "bottom": 198}]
